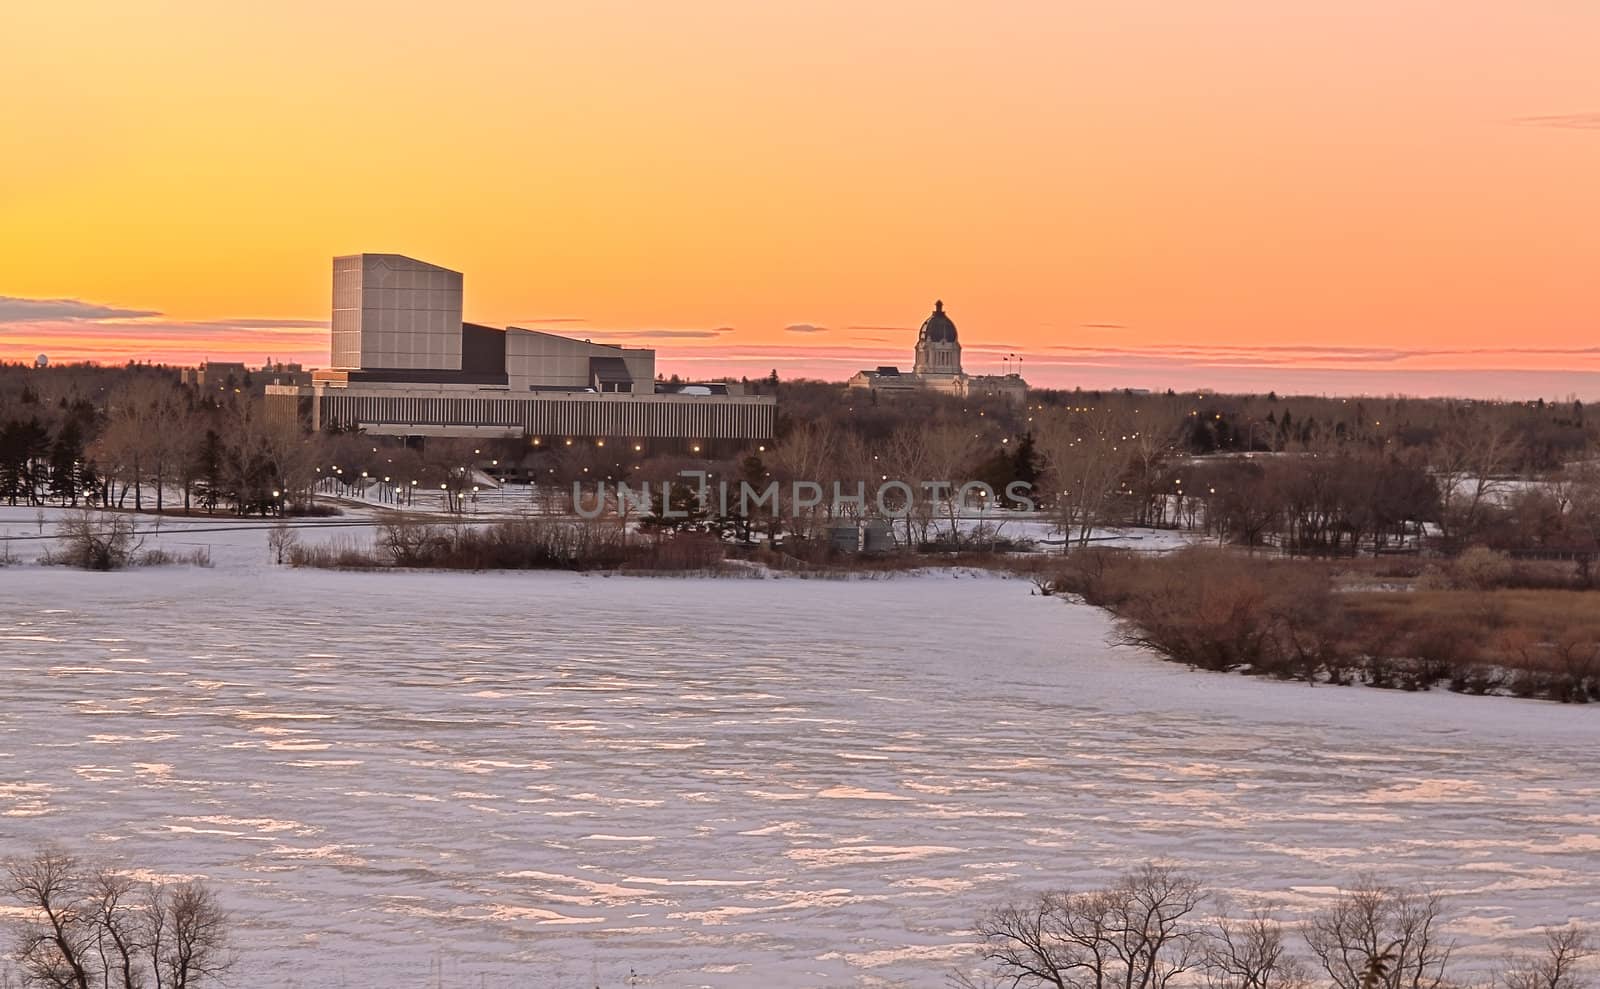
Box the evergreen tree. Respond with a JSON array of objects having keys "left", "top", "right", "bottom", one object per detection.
[
  {"left": 0, "top": 418, "right": 51, "bottom": 505},
  {"left": 49, "top": 418, "right": 87, "bottom": 506},
  {"left": 639, "top": 479, "right": 709, "bottom": 534},
  {"left": 1010, "top": 432, "right": 1040, "bottom": 486},
  {"left": 193, "top": 429, "right": 225, "bottom": 513}
]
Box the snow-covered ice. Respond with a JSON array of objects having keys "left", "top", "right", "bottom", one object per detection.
[{"left": 1, "top": 510, "right": 1598, "bottom": 987}]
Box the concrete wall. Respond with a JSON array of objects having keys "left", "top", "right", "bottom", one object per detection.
[
  {"left": 294, "top": 381, "right": 775, "bottom": 442},
  {"left": 620, "top": 349, "right": 654, "bottom": 393},
  {"left": 332, "top": 254, "right": 463, "bottom": 371},
  {"left": 505, "top": 328, "right": 655, "bottom": 394}
]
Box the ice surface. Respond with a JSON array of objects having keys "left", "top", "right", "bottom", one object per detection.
[{"left": 1, "top": 511, "right": 1598, "bottom": 987}]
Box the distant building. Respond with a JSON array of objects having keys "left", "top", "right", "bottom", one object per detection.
[
  {"left": 267, "top": 254, "right": 773, "bottom": 450},
  {"left": 182, "top": 359, "right": 310, "bottom": 394},
  {"left": 180, "top": 361, "right": 248, "bottom": 392},
  {"left": 828, "top": 518, "right": 895, "bottom": 553},
  {"left": 258, "top": 360, "right": 312, "bottom": 389},
  {"left": 847, "top": 301, "right": 1027, "bottom": 402}
]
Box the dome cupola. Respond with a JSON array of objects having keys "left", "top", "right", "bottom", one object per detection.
[
  {"left": 912, "top": 299, "right": 963, "bottom": 376},
  {"left": 918, "top": 300, "right": 958, "bottom": 344}
]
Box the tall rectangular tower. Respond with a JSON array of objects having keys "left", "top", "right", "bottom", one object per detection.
[{"left": 330, "top": 254, "right": 464, "bottom": 371}]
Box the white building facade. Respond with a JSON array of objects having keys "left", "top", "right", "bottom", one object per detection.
[{"left": 268, "top": 254, "right": 774, "bottom": 450}]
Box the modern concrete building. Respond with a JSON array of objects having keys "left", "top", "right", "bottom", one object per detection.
[
  {"left": 268, "top": 254, "right": 774, "bottom": 449},
  {"left": 848, "top": 301, "right": 1028, "bottom": 402},
  {"left": 331, "top": 254, "right": 463, "bottom": 372}
]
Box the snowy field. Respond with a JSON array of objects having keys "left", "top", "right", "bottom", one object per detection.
[{"left": 1, "top": 508, "right": 1598, "bottom": 987}]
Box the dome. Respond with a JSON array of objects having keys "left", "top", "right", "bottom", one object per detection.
[{"left": 918, "top": 300, "right": 958, "bottom": 344}]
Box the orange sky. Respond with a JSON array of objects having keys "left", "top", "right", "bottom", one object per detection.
[{"left": 2, "top": 1, "right": 1597, "bottom": 396}]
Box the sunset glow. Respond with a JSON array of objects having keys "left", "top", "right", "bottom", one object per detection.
[{"left": 3, "top": 1, "right": 1597, "bottom": 396}]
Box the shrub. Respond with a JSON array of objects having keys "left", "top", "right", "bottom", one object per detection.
[
  {"left": 138, "top": 546, "right": 213, "bottom": 568},
  {"left": 622, "top": 532, "right": 726, "bottom": 573},
  {"left": 371, "top": 518, "right": 633, "bottom": 570},
  {"left": 286, "top": 536, "right": 381, "bottom": 569},
  {"left": 1108, "top": 549, "right": 1281, "bottom": 672},
  {"left": 1397, "top": 620, "right": 1478, "bottom": 689},
  {"left": 268, "top": 522, "right": 299, "bottom": 564},
  {"left": 1450, "top": 545, "right": 1513, "bottom": 590},
  {"left": 1048, "top": 547, "right": 1600, "bottom": 703},
  {"left": 1045, "top": 547, "right": 1142, "bottom": 606},
  {"left": 287, "top": 503, "right": 343, "bottom": 518},
  {"left": 52, "top": 512, "right": 143, "bottom": 570}
]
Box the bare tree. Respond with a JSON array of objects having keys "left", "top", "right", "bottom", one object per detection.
[
  {"left": 3, "top": 850, "right": 232, "bottom": 989},
  {"left": 921, "top": 422, "right": 989, "bottom": 546},
  {"left": 770, "top": 420, "right": 839, "bottom": 541},
  {"left": 1303, "top": 877, "right": 1453, "bottom": 989},
  {"left": 959, "top": 864, "right": 1205, "bottom": 989},
  {"left": 1125, "top": 410, "right": 1185, "bottom": 528},
  {"left": 419, "top": 439, "right": 479, "bottom": 515},
  {"left": 1499, "top": 926, "right": 1593, "bottom": 989},
  {"left": 267, "top": 522, "right": 299, "bottom": 565},
  {"left": 53, "top": 512, "right": 145, "bottom": 570},
  {"left": 1205, "top": 902, "right": 1312, "bottom": 989},
  {"left": 1554, "top": 464, "right": 1600, "bottom": 586},
  {"left": 4, "top": 849, "right": 94, "bottom": 989},
  {"left": 143, "top": 382, "right": 188, "bottom": 515},
  {"left": 87, "top": 870, "right": 145, "bottom": 989},
  {"left": 1036, "top": 406, "right": 1137, "bottom": 549},
  {"left": 882, "top": 425, "right": 934, "bottom": 547},
  {"left": 1433, "top": 415, "right": 1516, "bottom": 544},
  {"left": 146, "top": 883, "right": 232, "bottom": 989},
  {"left": 260, "top": 414, "right": 325, "bottom": 514},
  {"left": 86, "top": 414, "right": 142, "bottom": 511}
]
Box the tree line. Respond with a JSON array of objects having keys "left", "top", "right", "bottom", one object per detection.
[
  {"left": 960, "top": 863, "right": 1592, "bottom": 989},
  {"left": 0, "top": 369, "right": 481, "bottom": 518},
  {"left": 5, "top": 364, "right": 1598, "bottom": 557},
  {"left": 0, "top": 372, "right": 313, "bottom": 516},
  {"left": 2, "top": 848, "right": 231, "bottom": 989}
]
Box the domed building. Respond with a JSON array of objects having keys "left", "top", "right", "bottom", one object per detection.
[
  {"left": 913, "top": 300, "right": 962, "bottom": 377},
  {"left": 848, "top": 300, "right": 1027, "bottom": 402}
]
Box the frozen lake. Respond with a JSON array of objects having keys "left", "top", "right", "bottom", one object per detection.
[{"left": 2, "top": 555, "right": 1598, "bottom": 987}]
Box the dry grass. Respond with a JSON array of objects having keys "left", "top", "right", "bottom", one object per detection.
[
  {"left": 1046, "top": 547, "right": 1600, "bottom": 703},
  {"left": 1344, "top": 589, "right": 1600, "bottom": 638},
  {"left": 1345, "top": 589, "right": 1600, "bottom": 700}
]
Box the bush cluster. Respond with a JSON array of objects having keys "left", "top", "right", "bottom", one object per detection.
[
  {"left": 284, "top": 519, "right": 732, "bottom": 574},
  {"left": 1047, "top": 547, "right": 1600, "bottom": 702}
]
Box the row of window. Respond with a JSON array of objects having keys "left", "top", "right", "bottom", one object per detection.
[{"left": 319, "top": 394, "right": 774, "bottom": 440}]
